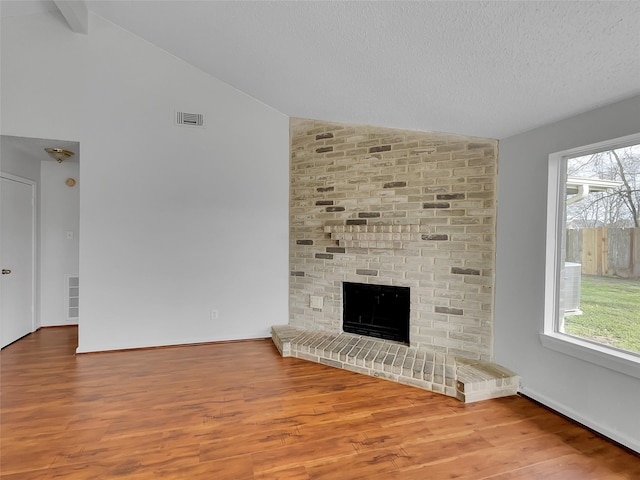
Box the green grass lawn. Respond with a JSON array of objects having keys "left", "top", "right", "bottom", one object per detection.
[{"left": 564, "top": 275, "right": 640, "bottom": 354}]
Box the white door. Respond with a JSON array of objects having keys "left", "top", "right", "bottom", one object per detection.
[{"left": 1, "top": 175, "right": 36, "bottom": 348}]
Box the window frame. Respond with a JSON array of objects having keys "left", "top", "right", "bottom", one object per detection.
[{"left": 543, "top": 132, "right": 640, "bottom": 379}]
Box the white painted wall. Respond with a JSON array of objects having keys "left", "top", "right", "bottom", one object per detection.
[
  {"left": 40, "top": 160, "right": 80, "bottom": 326},
  {"left": 0, "top": 137, "right": 42, "bottom": 182},
  {"left": 1, "top": 11, "right": 289, "bottom": 351},
  {"left": 496, "top": 95, "right": 640, "bottom": 452}
]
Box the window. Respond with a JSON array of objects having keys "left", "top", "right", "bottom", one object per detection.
[{"left": 544, "top": 133, "right": 640, "bottom": 378}]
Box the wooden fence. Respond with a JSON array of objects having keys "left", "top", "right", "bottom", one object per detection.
[{"left": 566, "top": 227, "right": 640, "bottom": 278}]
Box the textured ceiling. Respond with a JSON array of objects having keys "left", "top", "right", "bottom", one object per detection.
[{"left": 3, "top": 1, "right": 640, "bottom": 139}]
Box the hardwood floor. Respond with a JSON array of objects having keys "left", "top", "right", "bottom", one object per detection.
[{"left": 1, "top": 327, "right": 638, "bottom": 479}]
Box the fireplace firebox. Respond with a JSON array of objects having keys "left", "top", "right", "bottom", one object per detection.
[{"left": 342, "top": 282, "right": 410, "bottom": 344}]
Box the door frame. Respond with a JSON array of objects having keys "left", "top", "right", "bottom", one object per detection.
[{"left": 1, "top": 172, "right": 38, "bottom": 338}]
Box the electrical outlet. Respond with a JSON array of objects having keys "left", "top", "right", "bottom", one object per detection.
[{"left": 210, "top": 309, "right": 219, "bottom": 320}]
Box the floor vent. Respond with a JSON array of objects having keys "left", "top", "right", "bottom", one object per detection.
[
  {"left": 176, "top": 111, "right": 204, "bottom": 127},
  {"left": 66, "top": 275, "right": 79, "bottom": 321}
]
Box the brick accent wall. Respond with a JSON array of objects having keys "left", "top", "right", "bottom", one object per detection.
[{"left": 289, "top": 118, "right": 497, "bottom": 360}]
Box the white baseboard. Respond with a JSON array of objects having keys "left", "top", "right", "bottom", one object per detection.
[
  {"left": 75, "top": 334, "right": 271, "bottom": 354},
  {"left": 520, "top": 386, "right": 639, "bottom": 454}
]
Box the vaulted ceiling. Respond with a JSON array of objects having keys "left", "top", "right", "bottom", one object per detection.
[{"left": 2, "top": 0, "right": 640, "bottom": 139}]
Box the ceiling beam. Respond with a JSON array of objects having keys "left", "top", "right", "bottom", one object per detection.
[{"left": 54, "top": 1, "right": 88, "bottom": 35}]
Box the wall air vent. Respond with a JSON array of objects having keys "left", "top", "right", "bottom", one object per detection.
[
  {"left": 176, "top": 111, "right": 204, "bottom": 127},
  {"left": 66, "top": 275, "right": 79, "bottom": 321}
]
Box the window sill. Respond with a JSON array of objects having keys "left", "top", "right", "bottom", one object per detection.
[{"left": 540, "top": 332, "right": 640, "bottom": 379}]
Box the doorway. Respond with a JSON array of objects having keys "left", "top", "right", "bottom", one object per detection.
[{"left": 1, "top": 135, "right": 80, "bottom": 347}]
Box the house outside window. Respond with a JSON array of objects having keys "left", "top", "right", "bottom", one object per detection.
[{"left": 544, "top": 133, "right": 640, "bottom": 378}]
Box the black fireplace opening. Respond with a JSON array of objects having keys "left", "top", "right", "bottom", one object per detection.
[{"left": 342, "top": 282, "right": 410, "bottom": 344}]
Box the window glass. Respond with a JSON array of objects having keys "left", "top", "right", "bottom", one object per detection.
[{"left": 559, "top": 144, "right": 640, "bottom": 355}]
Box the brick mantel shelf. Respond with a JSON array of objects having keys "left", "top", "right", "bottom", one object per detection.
[{"left": 325, "top": 224, "right": 420, "bottom": 249}]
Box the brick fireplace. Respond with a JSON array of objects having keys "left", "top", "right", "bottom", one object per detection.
[
  {"left": 275, "top": 118, "right": 518, "bottom": 402},
  {"left": 288, "top": 118, "right": 497, "bottom": 361}
]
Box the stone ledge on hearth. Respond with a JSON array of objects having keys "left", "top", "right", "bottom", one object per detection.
[{"left": 271, "top": 325, "right": 519, "bottom": 403}]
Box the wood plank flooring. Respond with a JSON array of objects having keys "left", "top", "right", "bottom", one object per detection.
[{"left": 1, "top": 327, "right": 638, "bottom": 479}]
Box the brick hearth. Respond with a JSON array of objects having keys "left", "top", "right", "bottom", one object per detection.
[{"left": 272, "top": 325, "right": 519, "bottom": 403}]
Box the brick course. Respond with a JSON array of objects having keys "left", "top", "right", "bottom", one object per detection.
[{"left": 290, "top": 118, "right": 497, "bottom": 360}]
